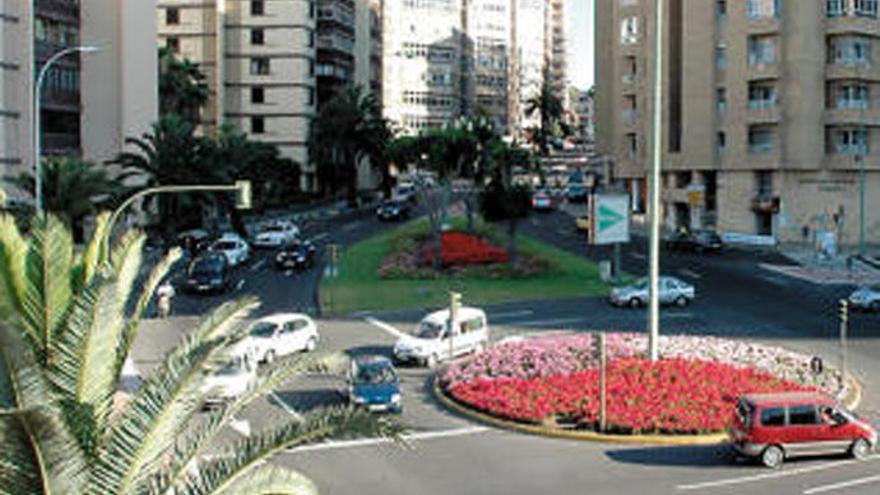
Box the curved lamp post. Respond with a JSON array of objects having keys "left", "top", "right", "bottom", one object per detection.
[{"left": 34, "top": 45, "right": 100, "bottom": 214}]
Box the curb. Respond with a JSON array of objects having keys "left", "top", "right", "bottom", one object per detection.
[{"left": 432, "top": 375, "right": 866, "bottom": 446}]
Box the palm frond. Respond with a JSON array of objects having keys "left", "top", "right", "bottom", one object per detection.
[
  {"left": 170, "top": 406, "right": 405, "bottom": 495},
  {"left": 77, "top": 213, "right": 112, "bottom": 289},
  {"left": 90, "top": 298, "right": 257, "bottom": 495},
  {"left": 0, "top": 215, "right": 29, "bottom": 324},
  {"left": 186, "top": 465, "right": 317, "bottom": 495}
]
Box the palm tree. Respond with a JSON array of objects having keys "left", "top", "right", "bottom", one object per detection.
[
  {"left": 309, "top": 86, "right": 389, "bottom": 204},
  {"left": 524, "top": 73, "right": 564, "bottom": 156},
  {"left": 480, "top": 140, "right": 534, "bottom": 264},
  {"left": 0, "top": 213, "right": 403, "bottom": 495},
  {"left": 158, "top": 47, "right": 209, "bottom": 126},
  {"left": 5, "top": 156, "right": 127, "bottom": 240}
]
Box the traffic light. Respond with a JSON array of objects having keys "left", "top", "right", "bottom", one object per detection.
[{"left": 839, "top": 299, "right": 849, "bottom": 324}]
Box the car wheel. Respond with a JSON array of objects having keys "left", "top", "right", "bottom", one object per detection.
[
  {"left": 761, "top": 445, "right": 784, "bottom": 469},
  {"left": 851, "top": 438, "right": 872, "bottom": 460},
  {"left": 675, "top": 296, "right": 689, "bottom": 307},
  {"left": 305, "top": 337, "right": 317, "bottom": 352},
  {"left": 629, "top": 298, "right": 641, "bottom": 309},
  {"left": 264, "top": 351, "right": 276, "bottom": 364},
  {"left": 425, "top": 354, "right": 438, "bottom": 368}
]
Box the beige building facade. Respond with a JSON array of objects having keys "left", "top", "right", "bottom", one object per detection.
[
  {"left": 596, "top": 0, "right": 880, "bottom": 246},
  {"left": 1, "top": 0, "right": 157, "bottom": 201},
  {"left": 157, "top": 0, "right": 317, "bottom": 191}
]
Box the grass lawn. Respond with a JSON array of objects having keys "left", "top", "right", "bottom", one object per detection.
[{"left": 321, "top": 217, "right": 614, "bottom": 315}]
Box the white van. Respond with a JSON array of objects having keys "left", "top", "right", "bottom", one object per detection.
[
  {"left": 201, "top": 341, "right": 258, "bottom": 404},
  {"left": 392, "top": 307, "right": 489, "bottom": 367}
]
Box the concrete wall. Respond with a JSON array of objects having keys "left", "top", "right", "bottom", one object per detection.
[{"left": 0, "top": 0, "right": 35, "bottom": 200}]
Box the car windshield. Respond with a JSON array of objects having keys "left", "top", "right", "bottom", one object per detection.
[
  {"left": 415, "top": 321, "right": 444, "bottom": 339},
  {"left": 630, "top": 278, "right": 648, "bottom": 290},
  {"left": 383, "top": 201, "right": 400, "bottom": 208},
  {"left": 216, "top": 360, "right": 244, "bottom": 376},
  {"left": 736, "top": 399, "right": 753, "bottom": 427},
  {"left": 355, "top": 364, "right": 397, "bottom": 384},
  {"left": 214, "top": 241, "right": 237, "bottom": 250},
  {"left": 250, "top": 322, "right": 276, "bottom": 338},
  {"left": 190, "top": 259, "right": 222, "bottom": 276}
]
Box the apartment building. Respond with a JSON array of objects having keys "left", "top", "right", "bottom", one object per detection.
[
  {"left": 157, "top": 0, "right": 317, "bottom": 191},
  {"left": 596, "top": 0, "right": 880, "bottom": 245},
  {"left": 514, "top": 0, "right": 548, "bottom": 132},
  {"left": 467, "top": 0, "right": 514, "bottom": 133},
  {"left": 1, "top": 0, "right": 157, "bottom": 201},
  {"left": 548, "top": 0, "right": 568, "bottom": 106},
  {"left": 353, "top": 0, "right": 383, "bottom": 100}
]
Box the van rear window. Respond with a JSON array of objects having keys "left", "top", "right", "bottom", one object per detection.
[{"left": 761, "top": 407, "right": 786, "bottom": 426}]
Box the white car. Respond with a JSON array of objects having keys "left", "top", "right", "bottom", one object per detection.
[
  {"left": 253, "top": 221, "right": 300, "bottom": 248},
  {"left": 210, "top": 233, "right": 250, "bottom": 267},
  {"left": 393, "top": 306, "right": 488, "bottom": 367},
  {"left": 202, "top": 341, "right": 258, "bottom": 404},
  {"left": 609, "top": 276, "right": 696, "bottom": 308},
  {"left": 848, "top": 285, "right": 880, "bottom": 312},
  {"left": 246, "top": 313, "right": 319, "bottom": 364}
]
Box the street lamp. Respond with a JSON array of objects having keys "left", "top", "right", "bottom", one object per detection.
[
  {"left": 33, "top": 45, "right": 100, "bottom": 214},
  {"left": 647, "top": 0, "right": 665, "bottom": 361}
]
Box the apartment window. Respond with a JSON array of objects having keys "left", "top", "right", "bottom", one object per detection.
[
  {"left": 251, "top": 29, "right": 265, "bottom": 45},
  {"left": 834, "top": 83, "right": 869, "bottom": 109},
  {"left": 250, "top": 57, "right": 270, "bottom": 75},
  {"left": 748, "top": 82, "right": 778, "bottom": 109},
  {"left": 717, "top": 131, "right": 727, "bottom": 153},
  {"left": 251, "top": 0, "right": 265, "bottom": 16},
  {"left": 829, "top": 36, "right": 872, "bottom": 65},
  {"left": 717, "top": 0, "right": 727, "bottom": 22},
  {"left": 165, "top": 37, "right": 180, "bottom": 54},
  {"left": 251, "top": 87, "right": 265, "bottom": 104},
  {"left": 310, "top": 1, "right": 316, "bottom": 18},
  {"left": 716, "top": 87, "right": 727, "bottom": 115},
  {"left": 748, "top": 127, "right": 774, "bottom": 154},
  {"left": 308, "top": 87, "right": 315, "bottom": 106},
  {"left": 621, "top": 16, "right": 639, "bottom": 45},
  {"left": 626, "top": 133, "right": 638, "bottom": 157},
  {"left": 623, "top": 56, "right": 637, "bottom": 83},
  {"left": 829, "top": 127, "right": 869, "bottom": 154},
  {"left": 856, "top": 0, "right": 879, "bottom": 17},
  {"left": 747, "top": 0, "right": 780, "bottom": 18},
  {"left": 623, "top": 95, "right": 637, "bottom": 122},
  {"left": 748, "top": 36, "right": 777, "bottom": 65},
  {"left": 716, "top": 44, "right": 727, "bottom": 69},
  {"left": 675, "top": 172, "right": 691, "bottom": 189},
  {"left": 251, "top": 116, "right": 265, "bottom": 134},
  {"left": 309, "top": 59, "right": 315, "bottom": 77},
  {"left": 166, "top": 7, "right": 180, "bottom": 25},
  {"left": 827, "top": 0, "right": 846, "bottom": 16},
  {"left": 308, "top": 31, "right": 315, "bottom": 47}
]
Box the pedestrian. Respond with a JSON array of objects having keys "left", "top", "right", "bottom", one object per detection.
[{"left": 156, "top": 279, "right": 175, "bottom": 319}]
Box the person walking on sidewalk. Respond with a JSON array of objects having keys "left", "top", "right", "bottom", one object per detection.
[{"left": 156, "top": 279, "right": 175, "bottom": 319}]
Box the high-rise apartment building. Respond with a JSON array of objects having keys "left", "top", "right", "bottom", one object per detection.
[
  {"left": 467, "top": 0, "right": 513, "bottom": 133},
  {"left": 547, "top": 0, "right": 567, "bottom": 106},
  {"left": 1, "top": 0, "right": 157, "bottom": 201},
  {"left": 316, "top": 0, "right": 355, "bottom": 106},
  {"left": 596, "top": 0, "right": 880, "bottom": 245},
  {"left": 157, "top": 0, "right": 317, "bottom": 191},
  {"left": 513, "top": 0, "right": 547, "bottom": 132}
]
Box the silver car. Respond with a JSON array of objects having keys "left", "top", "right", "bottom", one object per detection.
[
  {"left": 848, "top": 285, "right": 880, "bottom": 312},
  {"left": 609, "top": 276, "right": 696, "bottom": 308}
]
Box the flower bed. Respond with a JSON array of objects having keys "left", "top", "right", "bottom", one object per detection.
[
  {"left": 418, "top": 232, "right": 510, "bottom": 267},
  {"left": 440, "top": 334, "right": 846, "bottom": 435}
]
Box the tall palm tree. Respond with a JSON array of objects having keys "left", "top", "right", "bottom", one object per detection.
[
  {"left": 5, "top": 156, "right": 127, "bottom": 240},
  {"left": 0, "top": 213, "right": 403, "bottom": 495},
  {"left": 158, "top": 47, "right": 209, "bottom": 126},
  {"left": 524, "top": 72, "right": 564, "bottom": 156}
]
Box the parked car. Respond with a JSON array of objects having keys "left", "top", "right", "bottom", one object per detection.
[
  {"left": 347, "top": 355, "right": 402, "bottom": 413},
  {"left": 393, "top": 182, "right": 417, "bottom": 203},
  {"left": 246, "top": 313, "right": 319, "bottom": 364},
  {"left": 393, "top": 306, "right": 489, "bottom": 367},
  {"left": 210, "top": 233, "right": 250, "bottom": 266},
  {"left": 730, "top": 392, "right": 877, "bottom": 468},
  {"left": 665, "top": 229, "right": 724, "bottom": 253},
  {"left": 565, "top": 184, "right": 588, "bottom": 203},
  {"left": 253, "top": 221, "right": 299, "bottom": 248},
  {"left": 274, "top": 239, "right": 317, "bottom": 270},
  {"left": 848, "top": 285, "right": 880, "bottom": 312},
  {"left": 609, "top": 276, "right": 695, "bottom": 308},
  {"left": 177, "top": 228, "right": 213, "bottom": 257},
  {"left": 376, "top": 199, "right": 411, "bottom": 221},
  {"left": 201, "top": 341, "right": 258, "bottom": 405},
  {"left": 183, "top": 253, "right": 233, "bottom": 294},
  {"left": 532, "top": 190, "right": 555, "bottom": 211}
]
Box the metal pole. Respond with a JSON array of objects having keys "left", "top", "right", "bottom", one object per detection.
[
  {"left": 33, "top": 46, "right": 99, "bottom": 215},
  {"left": 613, "top": 242, "right": 622, "bottom": 284},
  {"left": 648, "top": 0, "right": 665, "bottom": 361},
  {"left": 599, "top": 332, "right": 607, "bottom": 432},
  {"left": 859, "top": 154, "right": 865, "bottom": 257},
  {"left": 839, "top": 299, "right": 848, "bottom": 380}
]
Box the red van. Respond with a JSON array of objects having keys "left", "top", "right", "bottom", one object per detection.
[{"left": 730, "top": 392, "right": 877, "bottom": 468}]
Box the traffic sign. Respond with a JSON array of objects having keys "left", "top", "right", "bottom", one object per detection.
[{"left": 591, "top": 194, "right": 630, "bottom": 245}]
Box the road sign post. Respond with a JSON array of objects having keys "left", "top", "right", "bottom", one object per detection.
[
  {"left": 839, "top": 299, "right": 849, "bottom": 380},
  {"left": 599, "top": 332, "right": 607, "bottom": 432},
  {"left": 590, "top": 194, "right": 630, "bottom": 285},
  {"left": 450, "top": 291, "right": 462, "bottom": 362}
]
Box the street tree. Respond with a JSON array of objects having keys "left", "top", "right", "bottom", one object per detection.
[
  {"left": 480, "top": 140, "right": 534, "bottom": 264},
  {"left": 158, "top": 47, "right": 209, "bottom": 126},
  {"left": 524, "top": 72, "right": 564, "bottom": 155},
  {"left": 0, "top": 213, "right": 403, "bottom": 495}
]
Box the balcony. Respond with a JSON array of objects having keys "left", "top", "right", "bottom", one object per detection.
[
  {"left": 317, "top": 34, "right": 355, "bottom": 56},
  {"left": 826, "top": 15, "right": 880, "bottom": 38},
  {"left": 747, "top": 100, "right": 780, "bottom": 123},
  {"left": 826, "top": 61, "right": 880, "bottom": 80},
  {"left": 746, "top": 16, "right": 780, "bottom": 35},
  {"left": 751, "top": 193, "right": 780, "bottom": 213},
  {"left": 825, "top": 106, "right": 880, "bottom": 125},
  {"left": 35, "top": 0, "right": 79, "bottom": 23},
  {"left": 746, "top": 61, "right": 779, "bottom": 80},
  {"left": 41, "top": 132, "right": 80, "bottom": 155}
]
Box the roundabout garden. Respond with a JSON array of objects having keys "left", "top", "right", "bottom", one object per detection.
[{"left": 438, "top": 334, "right": 851, "bottom": 438}]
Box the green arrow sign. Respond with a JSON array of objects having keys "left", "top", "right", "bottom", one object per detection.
[{"left": 598, "top": 204, "right": 625, "bottom": 232}]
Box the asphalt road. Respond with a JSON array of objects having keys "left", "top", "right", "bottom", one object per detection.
[{"left": 131, "top": 199, "right": 880, "bottom": 495}]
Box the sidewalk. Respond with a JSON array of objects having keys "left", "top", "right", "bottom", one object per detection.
[{"left": 762, "top": 243, "right": 880, "bottom": 285}]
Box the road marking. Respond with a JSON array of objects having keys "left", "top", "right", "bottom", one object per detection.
[
  {"left": 312, "top": 232, "right": 329, "bottom": 242},
  {"left": 490, "top": 309, "right": 535, "bottom": 319},
  {"left": 803, "top": 474, "right": 880, "bottom": 494},
  {"left": 664, "top": 312, "right": 694, "bottom": 319},
  {"left": 270, "top": 390, "right": 303, "bottom": 421},
  {"left": 631, "top": 252, "right": 647, "bottom": 261},
  {"left": 287, "top": 426, "right": 489, "bottom": 454},
  {"left": 676, "top": 456, "right": 880, "bottom": 491},
  {"left": 250, "top": 260, "right": 266, "bottom": 272},
  {"left": 518, "top": 317, "right": 589, "bottom": 328},
  {"left": 365, "top": 317, "right": 408, "bottom": 339},
  {"left": 235, "top": 279, "right": 245, "bottom": 291},
  {"left": 677, "top": 268, "right": 702, "bottom": 280}
]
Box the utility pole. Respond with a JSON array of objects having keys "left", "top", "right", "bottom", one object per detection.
[
  {"left": 857, "top": 154, "right": 865, "bottom": 256},
  {"left": 449, "top": 291, "right": 462, "bottom": 361},
  {"left": 648, "top": 0, "right": 665, "bottom": 361},
  {"left": 839, "top": 299, "right": 849, "bottom": 380}
]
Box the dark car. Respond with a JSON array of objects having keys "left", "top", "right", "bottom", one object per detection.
[
  {"left": 532, "top": 190, "right": 555, "bottom": 211},
  {"left": 184, "top": 253, "right": 233, "bottom": 294},
  {"left": 347, "top": 356, "right": 402, "bottom": 413},
  {"left": 665, "top": 229, "right": 724, "bottom": 253},
  {"left": 376, "top": 200, "right": 411, "bottom": 221},
  {"left": 565, "top": 184, "right": 588, "bottom": 203},
  {"left": 274, "top": 240, "right": 316, "bottom": 270}
]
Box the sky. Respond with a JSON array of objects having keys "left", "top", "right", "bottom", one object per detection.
[{"left": 567, "top": 0, "right": 594, "bottom": 90}]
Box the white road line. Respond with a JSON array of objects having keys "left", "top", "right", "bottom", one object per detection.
[
  {"left": 312, "top": 232, "right": 329, "bottom": 242},
  {"left": 677, "top": 268, "right": 702, "bottom": 280},
  {"left": 270, "top": 390, "right": 303, "bottom": 421},
  {"left": 250, "top": 260, "right": 266, "bottom": 272},
  {"left": 365, "top": 317, "right": 408, "bottom": 339},
  {"left": 235, "top": 279, "right": 245, "bottom": 291},
  {"left": 287, "top": 426, "right": 489, "bottom": 454},
  {"left": 676, "top": 456, "right": 880, "bottom": 491},
  {"left": 631, "top": 252, "right": 647, "bottom": 260},
  {"left": 490, "top": 310, "right": 535, "bottom": 319},
  {"left": 803, "top": 474, "right": 880, "bottom": 494},
  {"left": 518, "top": 317, "right": 589, "bottom": 327},
  {"left": 664, "top": 312, "right": 694, "bottom": 319}
]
